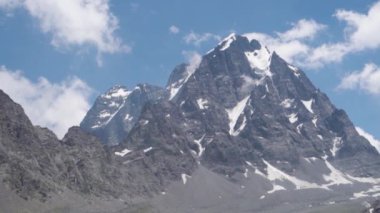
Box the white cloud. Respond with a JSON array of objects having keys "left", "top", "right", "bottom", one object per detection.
[
  {"left": 0, "top": 0, "right": 129, "bottom": 55},
  {"left": 184, "top": 32, "right": 221, "bottom": 46},
  {"left": 305, "top": 43, "right": 351, "bottom": 68},
  {"left": 0, "top": 66, "right": 93, "bottom": 138},
  {"left": 0, "top": 0, "right": 22, "bottom": 9},
  {"left": 244, "top": 19, "right": 325, "bottom": 65},
  {"left": 277, "top": 19, "right": 326, "bottom": 41},
  {"left": 356, "top": 127, "right": 380, "bottom": 153},
  {"left": 305, "top": 1, "right": 380, "bottom": 67},
  {"left": 182, "top": 50, "right": 202, "bottom": 73},
  {"left": 169, "top": 25, "right": 180, "bottom": 34},
  {"left": 335, "top": 1, "right": 380, "bottom": 51},
  {"left": 338, "top": 63, "right": 380, "bottom": 95}
]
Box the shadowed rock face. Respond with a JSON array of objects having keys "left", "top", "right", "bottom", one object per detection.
[
  {"left": 1, "top": 33, "right": 380, "bottom": 212},
  {"left": 0, "top": 89, "right": 197, "bottom": 208}
]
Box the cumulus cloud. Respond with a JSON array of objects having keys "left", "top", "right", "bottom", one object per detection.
[
  {"left": 244, "top": 1, "right": 380, "bottom": 69},
  {"left": 169, "top": 25, "right": 180, "bottom": 34},
  {"left": 338, "top": 63, "right": 380, "bottom": 95},
  {"left": 356, "top": 127, "right": 380, "bottom": 153},
  {"left": 0, "top": 0, "right": 129, "bottom": 55},
  {"left": 335, "top": 2, "right": 380, "bottom": 51},
  {"left": 244, "top": 19, "right": 326, "bottom": 65},
  {"left": 0, "top": 66, "right": 93, "bottom": 138},
  {"left": 184, "top": 32, "right": 221, "bottom": 46},
  {"left": 277, "top": 19, "right": 326, "bottom": 41},
  {"left": 306, "top": 1, "right": 380, "bottom": 67}
]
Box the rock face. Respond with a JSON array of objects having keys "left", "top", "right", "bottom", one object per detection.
[
  {"left": 1, "top": 33, "right": 380, "bottom": 212},
  {"left": 80, "top": 84, "right": 166, "bottom": 146},
  {"left": 0, "top": 89, "right": 196, "bottom": 212}
]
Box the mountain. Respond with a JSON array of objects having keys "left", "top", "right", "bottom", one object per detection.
[
  {"left": 80, "top": 84, "right": 166, "bottom": 146},
  {"left": 1, "top": 33, "right": 380, "bottom": 212},
  {"left": 114, "top": 33, "right": 380, "bottom": 212}
]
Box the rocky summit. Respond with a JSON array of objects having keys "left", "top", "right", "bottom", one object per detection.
[{"left": 1, "top": 33, "right": 380, "bottom": 212}]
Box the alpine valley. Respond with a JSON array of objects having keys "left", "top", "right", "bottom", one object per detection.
[{"left": 0, "top": 33, "right": 379, "bottom": 213}]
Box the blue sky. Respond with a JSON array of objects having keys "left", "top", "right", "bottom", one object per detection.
[{"left": 0, "top": 0, "right": 379, "bottom": 139}]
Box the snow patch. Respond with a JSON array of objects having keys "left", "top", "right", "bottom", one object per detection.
[
  {"left": 287, "top": 113, "right": 298, "bottom": 124},
  {"left": 301, "top": 99, "right": 314, "bottom": 113},
  {"left": 194, "top": 134, "right": 206, "bottom": 157},
  {"left": 322, "top": 157, "right": 353, "bottom": 186},
  {"left": 125, "top": 114, "right": 133, "bottom": 121},
  {"left": 244, "top": 168, "right": 249, "bottom": 178},
  {"left": 263, "top": 160, "right": 323, "bottom": 190},
  {"left": 181, "top": 173, "right": 191, "bottom": 185},
  {"left": 103, "top": 88, "right": 131, "bottom": 99},
  {"left": 144, "top": 147, "right": 153, "bottom": 153},
  {"left": 219, "top": 33, "right": 236, "bottom": 51},
  {"left": 244, "top": 49, "right": 272, "bottom": 73},
  {"left": 168, "top": 54, "right": 202, "bottom": 100},
  {"left": 115, "top": 148, "right": 132, "bottom": 157},
  {"left": 140, "top": 119, "right": 149, "bottom": 126},
  {"left": 312, "top": 117, "right": 318, "bottom": 127},
  {"left": 280, "top": 99, "right": 294, "bottom": 108},
  {"left": 288, "top": 64, "right": 301, "bottom": 77},
  {"left": 331, "top": 137, "right": 342, "bottom": 157},
  {"left": 226, "top": 96, "right": 250, "bottom": 136},
  {"left": 268, "top": 185, "right": 286, "bottom": 194},
  {"left": 99, "top": 111, "right": 111, "bottom": 118},
  {"left": 356, "top": 127, "right": 380, "bottom": 153},
  {"left": 317, "top": 135, "right": 324, "bottom": 140},
  {"left": 197, "top": 98, "right": 209, "bottom": 110},
  {"left": 296, "top": 123, "right": 303, "bottom": 134}
]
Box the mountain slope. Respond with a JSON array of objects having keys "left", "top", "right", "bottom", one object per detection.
[
  {"left": 80, "top": 84, "right": 166, "bottom": 146},
  {"left": 1, "top": 33, "right": 380, "bottom": 212},
  {"left": 113, "top": 33, "right": 380, "bottom": 212}
]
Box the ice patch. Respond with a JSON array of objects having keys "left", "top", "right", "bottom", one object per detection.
[
  {"left": 197, "top": 98, "right": 209, "bottom": 110},
  {"left": 115, "top": 148, "right": 132, "bottom": 157},
  {"left": 301, "top": 99, "right": 314, "bottom": 114},
  {"left": 226, "top": 96, "right": 250, "bottom": 136}
]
